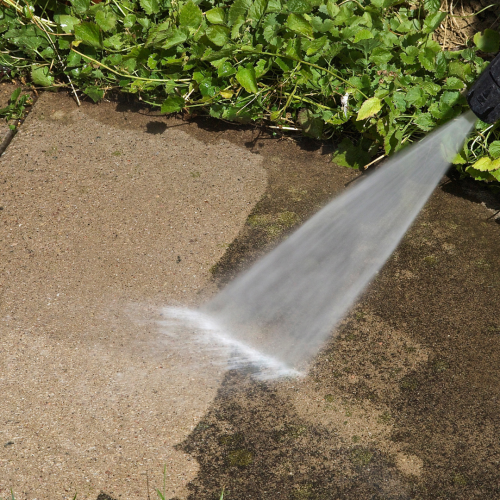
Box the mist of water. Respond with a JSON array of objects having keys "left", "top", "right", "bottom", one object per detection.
[{"left": 162, "top": 111, "right": 476, "bottom": 376}]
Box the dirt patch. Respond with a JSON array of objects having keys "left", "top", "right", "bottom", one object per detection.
[{"left": 435, "top": 0, "right": 500, "bottom": 51}]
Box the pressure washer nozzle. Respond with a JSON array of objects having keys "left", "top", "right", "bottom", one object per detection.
[{"left": 467, "top": 52, "right": 500, "bottom": 123}]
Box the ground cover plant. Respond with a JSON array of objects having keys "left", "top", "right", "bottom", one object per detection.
[{"left": 1, "top": 0, "right": 500, "bottom": 183}]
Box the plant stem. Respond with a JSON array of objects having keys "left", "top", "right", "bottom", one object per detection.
[
  {"left": 238, "top": 49, "right": 368, "bottom": 98},
  {"left": 70, "top": 48, "right": 192, "bottom": 84}
]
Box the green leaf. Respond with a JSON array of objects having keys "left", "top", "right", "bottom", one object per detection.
[
  {"left": 137, "top": 17, "right": 151, "bottom": 30},
  {"left": 228, "top": 0, "right": 252, "bottom": 26},
  {"left": 104, "top": 33, "right": 127, "bottom": 50},
  {"left": 40, "top": 46, "right": 55, "bottom": 58},
  {"left": 236, "top": 65, "right": 258, "bottom": 93},
  {"left": 420, "top": 81, "right": 441, "bottom": 96},
  {"left": 441, "top": 90, "right": 460, "bottom": 106},
  {"left": 297, "top": 109, "right": 323, "bottom": 139},
  {"left": 249, "top": 0, "right": 269, "bottom": 24},
  {"left": 461, "top": 47, "right": 476, "bottom": 61},
  {"left": 414, "top": 113, "right": 435, "bottom": 131},
  {"left": 471, "top": 157, "right": 492, "bottom": 171},
  {"left": 59, "top": 38, "right": 71, "bottom": 50},
  {"left": 70, "top": 0, "right": 90, "bottom": 15},
  {"left": 218, "top": 61, "right": 236, "bottom": 77},
  {"left": 424, "top": 0, "right": 440, "bottom": 13},
  {"left": 306, "top": 35, "right": 327, "bottom": 56},
  {"left": 95, "top": 9, "right": 117, "bottom": 32},
  {"left": 435, "top": 51, "right": 447, "bottom": 79},
  {"left": 6, "top": 26, "right": 48, "bottom": 54},
  {"left": 162, "top": 27, "right": 189, "bottom": 50},
  {"left": 145, "top": 20, "right": 171, "bottom": 47},
  {"left": 405, "top": 87, "right": 426, "bottom": 108},
  {"left": 74, "top": 22, "right": 103, "bottom": 49},
  {"left": 426, "top": 39, "right": 442, "bottom": 54},
  {"left": 423, "top": 11, "right": 447, "bottom": 33},
  {"left": 370, "top": 0, "right": 395, "bottom": 8},
  {"left": 31, "top": 65, "right": 54, "bottom": 87},
  {"left": 202, "top": 46, "right": 234, "bottom": 61},
  {"left": 180, "top": 1, "right": 203, "bottom": 30},
  {"left": 310, "top": 16, "right": 335, "bottom": 32},
  {"left": 267, "top": 0, "right": 281, "bottom": 12},
  {"left": 353, "top": 28, "right": 373, "bottom": 43},
  {"left": 58, "top": 15, "right": 81, "bottom": 34},
  {"left": 230, "top": 17, "right": 246, "bottom": 38},
  {"left": 418, "top": 48, "right": 435, "bottom": 71},
  {"left": 405, "top": 46, "right": 420, "bottom": 58},
  {"left": 474, "top": 29, "right": 500, "bottom": 53},
  {"left": 443, "top": 76, "right": 464, "bottom": 90},
  {"left": 466, "top": 165, "right": 495, "bottom": 181},
  {"left": 147, "top": 54, "right": 158, "bottom": 69},
  {"left": 206, "top": 25, "right": 229, "bottom": 46},
  {"left": 471, "top": 156, "right": 500, "bottom": 171},
  {"left": 199, "top": 81, "right": 217, "bottom": 97},
  {"left": 326, "top": 0, "right": 339, "bottom": 18},
  {"left": 401, "top": 53, "right": 416, "bottom": 65},
  {"left": 161, "top": 95, "right": 185, "bottom": 114},
  {"left": 66, "top": 50, "right": 81, "bottom": 67},
  {"left": 357, "top": 97, "right": 382, "bottom": 120},
  {"left": 84, "top": 86, "right": 104, "bottom": 102},
  {"left": 206, "top": 7, "right": 226, "bottom": 24},
  {"left": 452, "top": 152, "right": 466, "bottom": 165},
  {"left": 489, "top": 141, "right": 500, "bottom": 159},
  {"left": 285, "top": 37, "right": 302, "bottom": 59},
  {"left": 392, "top": 92, "right": 407, "bottom": 113},
  {"left": 287, "top": 0, "right": 313, "bottom": 14},
  {"left": 371, "top": 47, "right": 392, "bottom": 65},
  {"left": 123, "top": 14, "right": 136, "bottom": 28},
  {"left": 255, "top": 58, "right": 269, "bottom": 78},
  {"left": 140, "top": 0, "right": 160, "bottom": 15},
  {"left": 332, "top": 137, "right": 371, "bottom": 169},
  {"left": 10, "top": 89, "right": 21, "bottom": 107},
  {"left": 448, "top": 60, "right": 473, "bottom": 82},
  {"left": 274, "top": 57, "right": 291, "bottom": 71},
  {"left": 286, "top": 13, "right": 313, "bottom": 37}
]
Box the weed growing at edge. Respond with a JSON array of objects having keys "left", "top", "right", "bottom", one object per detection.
[{"left": 0, "top": 0, "right": 499, "bottom": 184}]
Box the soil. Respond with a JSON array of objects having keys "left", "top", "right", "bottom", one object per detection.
[{"left": 435, "top": 0, "right": 500, "bottom": 52}]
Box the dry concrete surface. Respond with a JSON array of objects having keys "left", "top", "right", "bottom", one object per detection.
[{"left": 0, "top": 89, "right": 266, "bottom": 500}]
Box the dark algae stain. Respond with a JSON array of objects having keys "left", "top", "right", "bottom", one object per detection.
[
  {"left": 179, "top": 371, "right": 411, "bottom": 500},
  {"left": 366, "top": 180, "right": 500, "bottom": 498}
]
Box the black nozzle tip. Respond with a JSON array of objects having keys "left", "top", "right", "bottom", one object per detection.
[{"left": 467, "top": 53, "right": 500, "bottom": 124}]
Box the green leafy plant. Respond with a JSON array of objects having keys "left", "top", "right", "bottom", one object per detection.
[
  {"left": 452, "top": 118, "right": 500, "bottom": 182},
  {"left": 0, "top": 86, "right": 32, "bottom": 129},
  {"left": 156, "top": 464, "right": 167, "bottom": 500},
  {"left": 0, "top": 0, "right": 498, "bottom": 182}
]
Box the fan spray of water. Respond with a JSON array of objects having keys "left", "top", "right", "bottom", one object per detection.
[{"left": 161, "top": 110, "right": 477, "bottom": 378}]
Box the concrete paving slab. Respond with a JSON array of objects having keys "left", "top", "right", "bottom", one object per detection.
[
  {"left": 0, "top": 92, "right": 267, "bottom": 499},
  {"left": 2, "top": 86, "right": 500, "bottom": 500}
]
